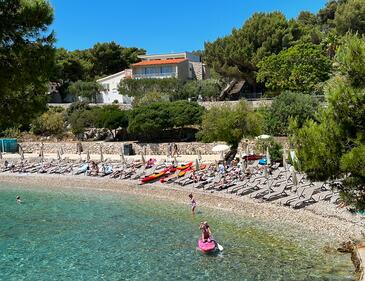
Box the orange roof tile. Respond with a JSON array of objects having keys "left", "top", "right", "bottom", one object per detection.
[{"left": 132, "top": 58, "right": 187, "bottom": 67}]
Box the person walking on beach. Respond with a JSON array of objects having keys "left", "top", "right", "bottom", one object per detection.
[{"left": 189, "top": 193, "right": 197, "bottom": 214}]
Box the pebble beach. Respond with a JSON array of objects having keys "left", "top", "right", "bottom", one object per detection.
[{"left": 0, "top": 172, "right": 363, "bottom": 245}]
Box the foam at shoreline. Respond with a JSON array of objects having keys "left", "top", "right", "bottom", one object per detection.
[{"left": 0, "top": 172, "right": 363, "bottom": 245}]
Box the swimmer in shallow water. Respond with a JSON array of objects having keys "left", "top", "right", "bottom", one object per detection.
[
  {"left": 16, "top": 196, "right": 22, "bottom": 204},
  {"left": 189, "top": 193, "right": 196, "bottom": 214}
]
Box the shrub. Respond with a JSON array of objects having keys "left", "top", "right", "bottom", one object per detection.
[{"left": 31, "top": 109, "right": 65, "bottom": 137}]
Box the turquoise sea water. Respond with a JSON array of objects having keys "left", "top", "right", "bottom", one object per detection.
[{"left": 0, "top": 184, "right": 354, "bottom": 281}]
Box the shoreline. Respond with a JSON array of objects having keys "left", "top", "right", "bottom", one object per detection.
[{"left": 0, "top": 173, "right": 363, "bottom": 245}]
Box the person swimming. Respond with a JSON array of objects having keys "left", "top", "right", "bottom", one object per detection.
[
  {"left": 200, "top": 221, "right": 212, "bottom": 242},
  {"left": 189, "top": 193, "right": 197, "bottom": 214},
  {"left": 16, "top": 196, "right": 22, "bottom": 204}
]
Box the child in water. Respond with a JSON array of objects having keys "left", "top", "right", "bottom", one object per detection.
[{"left": 188, "top": 193, "right": 197, "bottom": 214}]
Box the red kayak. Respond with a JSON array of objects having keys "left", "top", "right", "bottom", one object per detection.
[{"left": 197, "top": 239, "right": 217, "bottom": 253}]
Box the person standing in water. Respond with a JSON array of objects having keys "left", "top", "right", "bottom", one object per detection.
[
  {"left": 16, "top": 196, "right": 22, "bottom": 204},
  {"left": 199, "top": 221, "right": 212, "bottom": 242},
  {"left": 188, "top": 193, "right": 197, "bottom": 214}
]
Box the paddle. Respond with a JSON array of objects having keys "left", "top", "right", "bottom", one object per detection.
[{"left": 216, "top": 242, "right": 224, "bottom": 251}]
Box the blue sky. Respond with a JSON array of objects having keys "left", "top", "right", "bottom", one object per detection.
[{"left": 49, "top": 0, "right": 327, "bottom": 54}]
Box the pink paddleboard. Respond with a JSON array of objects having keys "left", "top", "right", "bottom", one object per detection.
[{"left": 198, "top": 239, "right": 216, "bottom": 253}]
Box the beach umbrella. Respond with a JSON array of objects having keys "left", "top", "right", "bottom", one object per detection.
[
  {"left": 291, "top": 169, "right": 298, "bottom": 186},
  {"left": 197, "top": 149, "right": 202, "bottom": 161},
  {"left": 57, "top": 149, "right": 61, "bottom": 161},
  {"left": 282, "top": 149, "right": 287, "bottom": 170},
  {"left": 264, "top": 165, "right": 269, "bottom": 178},
  {"left": 256, "top": 134, "right": 271, "bottom": 140},
  {"left": 220, "top": 151, "right": 224, "bottom": 161},
  {"left": 141, "top": 151, "right": 146, "bottom": 164},
  {"left": 120, "top": 147, "right": 126, "bottom": 164},
  {"left": 40, "top": 142, "right": 44, "bottom": 161},
  {"left": 266, "top": 147, "right": 271, "bottom": 166},
  {"left": 86, "top": 150, "right": 90, "bottom": 162},
  {"left": 195, "top": 158, "right": 200, "bottom": 171},
  {"left": 212, "top": 144, "right": 230, "bottom": 152},
  {"left": 100, "top": 145, "right": 104, "bottom": 162},
  {"left": 19, "top": 145, "right": 24, "bottom": 160}
]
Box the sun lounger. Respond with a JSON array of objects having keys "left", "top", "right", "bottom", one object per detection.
[
  {"left": 236, "top": 179, "right": 264, "bottom": 196},
  {"left": 262, "top": 182, "right": 289, "bottom": 201},
  {"left": 279, "top": 185, "right": 310, "bottom": 206},
  {"left": 289, "top": 185, "right": 320, "bottom": 208},
  {"left": 203, "top": 174, "right": 223, "bottom": 190}
]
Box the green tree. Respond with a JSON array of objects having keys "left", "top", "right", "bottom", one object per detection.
[
  {"left": 93, "top": 106, "right": 129, "bottom": 140},
  {"left": 31, "top": 108, "right": 65, "bottom": 137},
  {"left": 68, "top": 80, "right": 103, "bottom": 103},
  {"left": 204, "top": 12, "right": 308, "bottom": 89},
  {"left": 128, "top": 102, "right": 172, "bottom": 140},
  {"left": 197, "top": 101, "right": 262, "bottom": 157},
  {"left": 255, "top": 137, "right": 283, "bottom": 162},
  {"left": 90, "top": 42, "right": 145, "bottom": 77},
  {"left": 335, "top": 0, "right": 365, "bottom": 35},
  {"left": 265, "top": 92, "right": 319, "bottom": 136},
  {"left": 0, "top": 0, "right": 55, "bottom": 130},
  {"left": 168, "top": 101, "right": 205, "bottom": 128},
  {"left": 291, "top": 34, "right": 365, "bottom": 209},
  {"left": 118, "top": 78, "right": 183, "bottom": 101},
  {"left": 180, "top": 80, "right": 223, "bottom": 101},
  {"left": 257, "top": 44, "right": 332, "bottom": 94},
  {"left": 128, "top": 101, "right": 204, "bottom": 141}
]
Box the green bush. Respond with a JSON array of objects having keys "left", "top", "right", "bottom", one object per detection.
[
  {"left": 255, "top": 137, "right": 283, "bottom": 162},
  {"left": 265, "top": 92, "right": 319, "bottom": 136},
  {"left": 128, "top": 101, "right": 205, "bottom": 141},
  {"left": 31, "top": 109, "right": 65, "bottom": 137}
]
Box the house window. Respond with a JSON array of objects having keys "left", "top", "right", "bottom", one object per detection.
[
  {"left": 103, "top": 83, "right": 110, "bottom": 91},
  {"left": 161, "top": 66, "right": 173, "bottom": 74}
]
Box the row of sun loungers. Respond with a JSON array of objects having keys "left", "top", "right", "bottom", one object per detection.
[{"left": 0, "top": 158, "right": 342, "bottom": 209}]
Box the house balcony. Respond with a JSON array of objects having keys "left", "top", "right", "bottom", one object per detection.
[{"left": 133, "top": 72, "right": 177, "bottom": 79}]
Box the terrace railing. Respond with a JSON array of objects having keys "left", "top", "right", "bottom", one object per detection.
[{"left": 133, "top": 72, "right": 177, "bottom": 79}]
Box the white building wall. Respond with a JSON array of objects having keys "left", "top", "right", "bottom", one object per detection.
[{"left": 97, "top": 70, "right": 132, "bottom": 104}]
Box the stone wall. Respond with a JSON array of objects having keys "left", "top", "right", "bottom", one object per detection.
[
  {"left": 19, "top": 138, "right": 289, "bottom": 156},
  {"left": 19, "top": 141, "right": 224, "bottom": 156},
  {"left": 198, "top": 99, "right": 272, "bottom": 110}
]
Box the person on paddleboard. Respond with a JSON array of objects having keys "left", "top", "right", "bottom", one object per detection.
[
  {"left": 200, "top": 221, "right": 212, "bottom": 242},
  {"left": 189, "top": 193, "right": 197, "bottom": 214}
]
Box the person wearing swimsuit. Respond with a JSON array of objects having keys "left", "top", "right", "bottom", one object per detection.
[
  {"left": 189, "top": 193, "right": 197, "bottom": 214},
  {"left": 200, "top": 221, "right": 212, "bottom": 242}
]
